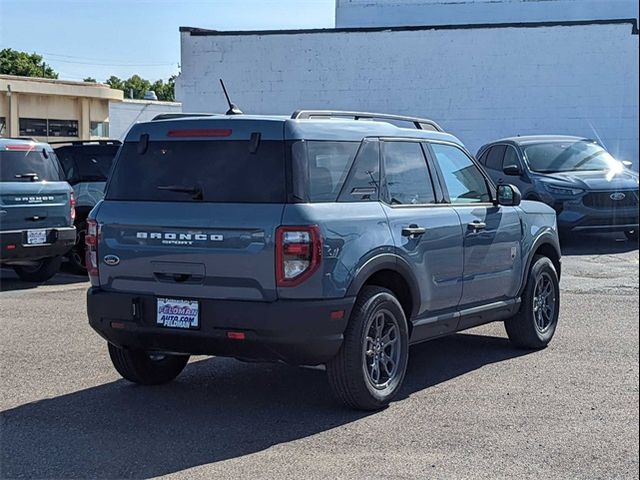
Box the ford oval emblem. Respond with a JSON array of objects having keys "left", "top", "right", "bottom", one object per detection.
[
  {"left": 610, "top": 192, "right": 626, "bottom": 201},
  {"left": 103, "top": 254, "right": 120, "bottom": 266}
]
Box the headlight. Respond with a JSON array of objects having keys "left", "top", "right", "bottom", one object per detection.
[{"left": 542, "top": 183, "right": 584, "bottom": 196}]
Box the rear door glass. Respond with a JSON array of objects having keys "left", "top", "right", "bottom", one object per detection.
[
  {"left": 106, "top": 140, "right": 286, "bottom": 203},
  {"left": 338, "top": 140, "right": 380, "bottom": 202},
  {"left": 0, "top": 150, "right": 63, "bottom": 182},
  {"left": 382, "top": 141, "right": 436, "bottom": 205}
]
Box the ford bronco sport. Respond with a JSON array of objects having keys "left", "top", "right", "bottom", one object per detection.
[
  {"left": 0, "top": 138, "right": 76, "bottom": 282},
  {"left": 86, "top": 111, "right": 561, "bottom": 410}
]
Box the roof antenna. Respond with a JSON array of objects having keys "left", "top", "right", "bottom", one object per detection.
[{"left": 219, "top": 79, "right": 243, "bottom": 115}]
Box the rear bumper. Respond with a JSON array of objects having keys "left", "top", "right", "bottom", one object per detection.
[
  {"left": 87, "top": 288, "right": 355, "bottom": 366},
  {"left": 0, "top": 227, "right": 75, "bottom": 264}
]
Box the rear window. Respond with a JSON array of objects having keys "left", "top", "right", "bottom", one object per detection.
[
  {"left": 106, "top": 140, "right": 286, "bottom": 203},
  {"left": 0, "top": 150, "right": 63, "bottom": 182},
  {"left": 57, "top": 146, "right": 119, "bottom": 184}
]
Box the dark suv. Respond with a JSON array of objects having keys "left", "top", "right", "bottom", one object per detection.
[
  {"left": 86, "top": 111, "right": 562, "bottom": 410},
  {"left": 53, "top": 140, "right": 121, "bottom": 273},
  {"left": 477, "top": 136, "right": 639, "bottom": 240}
]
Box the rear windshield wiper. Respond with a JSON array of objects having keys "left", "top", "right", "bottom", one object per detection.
[
  {"left": 157, "top": 185, "right": 203, "bottom": 200},
  {"left": 15, "top": 173, "right": 40, "bottom": 181}
]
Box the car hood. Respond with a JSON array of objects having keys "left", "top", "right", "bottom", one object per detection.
[{"left": 537, "top": 169, "right": 639, "bottom": 190}]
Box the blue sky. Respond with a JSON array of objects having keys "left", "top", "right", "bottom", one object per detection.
[{"left": 0, "top": 0, "right": 335, "bottom": 82}]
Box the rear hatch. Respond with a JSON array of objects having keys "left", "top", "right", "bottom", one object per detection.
[
  {"left": 95, "top": 119, "right": 286, "bottom": 301},
  {"left": 0, "top": 148, "right": 72, "bottom": 231}
]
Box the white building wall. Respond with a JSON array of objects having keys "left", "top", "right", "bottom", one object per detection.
[
  {"left": 335, "top": 0, "right": 639, "bottom": 28},
  {"left": 109, "top": 99, "right": 182, "bottom": 140},
  {"left": 177, "top": 22, "right": 639, "bottom": 165}
]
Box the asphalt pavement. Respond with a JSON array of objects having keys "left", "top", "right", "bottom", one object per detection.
[{"left": 1, "top": 233, "right": 638, "bottom": 479}]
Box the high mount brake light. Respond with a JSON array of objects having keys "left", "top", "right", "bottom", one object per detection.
[
  {"left": 166, "top": 129, "right": 232, "bottom": 138},
  {"left": 275, "top": 225, "right": 322, "bottom": 287},
  {"left": 85, "top": 219, "right": 100, "bottom": 285},
  {"left": 5, "top": 144, "right": 34, "bottom": 151}
]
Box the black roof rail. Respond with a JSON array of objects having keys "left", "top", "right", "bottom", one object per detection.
[
  {"left": 48, "top": 140, "right": 122, "bottom": 146},
  {"left": 151, "top": 113, "right": 218, "bottom": 121},
  {"left": 291, "top": 110, "right": 444, "bottom": 132}
]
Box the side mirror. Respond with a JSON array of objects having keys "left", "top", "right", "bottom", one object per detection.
[
  {"left": 621, "top": 160, "right": 633, "bottom": 169},
  {"left": 503, "top": 164, "right": 522, "bottom": 176},
  {"left": 496, "top": 184, "right": 522, "bottom": 207}
]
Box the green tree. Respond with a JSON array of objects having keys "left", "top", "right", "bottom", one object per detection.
[
  {"left": 105, "top": 75, "right": 125, "bottom": 91},
  {"left": 150, "top": 75, "right": 176, "bottom": 101},
  {"left": 0, "top": 48, "right": 58, "bottom": 78},
  {"left": 123, "top": 74, "right": 152, "bottom": 99},
  {"left": 83, "top": 77, "right": 97, "bottom": 83}
]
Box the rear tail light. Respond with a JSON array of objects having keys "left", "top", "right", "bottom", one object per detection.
[
  {"left": 70, "top": 192, "right": 76, "bottom": 222},
  {"left": 85, "top": 219, "right": 100, "bottom": 285},
  {"left": 276, "top": 225, "right": 322, "bottom": 287}
]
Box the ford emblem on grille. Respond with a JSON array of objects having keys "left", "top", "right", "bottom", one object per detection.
[
  {"left": 610, "top": 192, "right": 626, "bottom": 201},
  {"left": 103, "top": 255, "right": 120, "bottom": 266}
]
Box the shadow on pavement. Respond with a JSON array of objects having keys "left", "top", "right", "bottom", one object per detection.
[
  {"left": 0, "top": 265, "right": 87, "bottom": 293},
  {"left": 1, "top": 333, "right": 530, "bottom": 479},
  {"left": 560, "top": 232, "right": 638, "bottom": 256}
]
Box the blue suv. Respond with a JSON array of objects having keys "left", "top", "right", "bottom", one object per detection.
[
  {"left": 477, "top": 136, "right": 639, "bottom": 240},
  {"left": 86, "top": 111, "right": 562, "bottom": 410}
]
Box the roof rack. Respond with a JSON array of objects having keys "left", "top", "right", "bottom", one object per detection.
[
  {"left": 151, "top": 113, "right": 218, "bottom": 121},
  {"left": 291, "top": 110, "right": 444, "bottom": 132}
]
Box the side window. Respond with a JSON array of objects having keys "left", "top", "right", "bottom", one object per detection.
[
  {"left": 382, "top": 141, "right": 436, "bottom": 205},
  {"left": 306, "top": 141, "right": 360, "bottom": 202},
  {"left": 485, "top": 145, "right": 506, "bottom": 171},
  {"left": 430, "top": 143, "right": 491, "bottom": 204},
  {"left": 338, "top": 141, "right": 380, "bottom": 202},
  {"left": 477, "top": 150, "right": 488, "bottom": 166},
  {"left": 502, "top": 146, "right": 521, "bottom": 170}
]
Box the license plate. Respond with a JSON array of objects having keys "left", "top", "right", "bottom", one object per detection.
[
  {"left": 156, "top": 298, "right": 199, "bottom": 330},
  {"left": 27, "top": 229, "right": 47, "bottom": 245}
]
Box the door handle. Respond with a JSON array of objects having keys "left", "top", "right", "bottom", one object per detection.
[
  {"left": 467, "top": 221, "right": 487, "bottom": 232},
  {"left": 401, "top": 225, "right": 427, "bottom": 237}
]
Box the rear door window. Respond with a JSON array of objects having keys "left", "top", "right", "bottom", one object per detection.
[
  {"left": 382, "top": 141, "right": 436, "bottom": 205},
  {"left": 0, "top": 150, "right": 63, "bottom": 182},
  {"left": 106, "top": 140, "right": 286, "bottom": 203}
]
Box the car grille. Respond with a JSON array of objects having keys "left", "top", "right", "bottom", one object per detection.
[{"left": 583, "top": 190, "right": 639, "bottom": 209}]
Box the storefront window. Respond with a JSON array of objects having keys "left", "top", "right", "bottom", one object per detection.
[{"left": 90, "top": 121, "right": 109, "bottom": 137}]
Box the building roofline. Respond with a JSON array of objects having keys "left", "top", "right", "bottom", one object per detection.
[{"left": 180, "top": 18, "right": 638, "bottom": 37}]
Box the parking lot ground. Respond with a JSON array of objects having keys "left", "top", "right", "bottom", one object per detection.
[{"left": 1, "top": 233, "right": 638, "bottom": 479}]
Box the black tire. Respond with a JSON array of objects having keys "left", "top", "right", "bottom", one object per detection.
[
  {"left": 12, "top": 256, "right": 63, "bottom": 283},
  {"left": 625, "top": 229, "right": 639, "bottom": 242},
  {"left": 505, "top": 255, "right": 560, "bottom": 349},
  {"left": 66, "top": 217, "right": 88, "bottom": 275},
  {"left": 108, "top": 343, "right": 189, "bottom": 385},
  {"left": 327, "top": 286, "right": 409, "bottom": 411}
]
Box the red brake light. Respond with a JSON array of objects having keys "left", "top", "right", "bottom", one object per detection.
[
  {"left": 276, "top": 225, "right": 322, "bottom": 287},
  {"left": 5, "top": 144, "right": 34, "bottom": 151},
  {"left": 70, "top": 192, "right": 76, "bottom": 222},
  {"left": 167, "top": 129, "right": 232, "bottom": 138},
  {"left": 85, "top": 219, "right": 100, "bottom": 284}
]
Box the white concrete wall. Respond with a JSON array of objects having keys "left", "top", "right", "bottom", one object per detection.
[
  {"left": 177, "top": 22, "right": 639, "bottom": 166},
  {"left": 109, "top": 99, "right": 182, "bottom": 140},
  {"left": 335, "top": 0, "right": 639, "bottom": 28}
]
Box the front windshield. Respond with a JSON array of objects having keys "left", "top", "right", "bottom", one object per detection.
[{"left": 523, "top": 141, "right": 620, "bottom": 173}]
